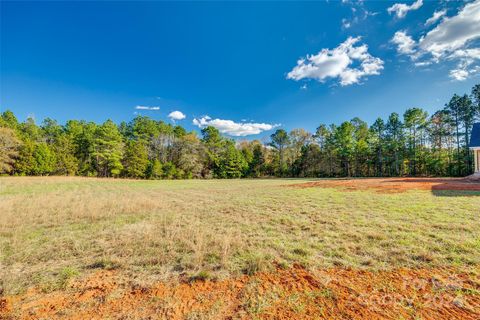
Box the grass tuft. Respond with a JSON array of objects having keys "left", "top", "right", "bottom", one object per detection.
[{"left": 189, "top": 270, "right": 212, "bottom": 282}]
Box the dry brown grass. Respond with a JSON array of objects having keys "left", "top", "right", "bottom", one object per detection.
[{"left": 1, "top": 177, "right": 479, "bottom": 295}]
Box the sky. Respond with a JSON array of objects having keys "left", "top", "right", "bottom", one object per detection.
[{"left": 1, "top": 0, "right": 479, "bottom": 139}]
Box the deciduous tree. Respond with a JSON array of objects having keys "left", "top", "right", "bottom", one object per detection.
[{"left": 0, "top": 127, "right": 21, "bottom": 174}]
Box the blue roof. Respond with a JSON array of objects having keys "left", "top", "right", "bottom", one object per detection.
[{"left": 471, "top": 123, "right": 480, "bottom": 148}]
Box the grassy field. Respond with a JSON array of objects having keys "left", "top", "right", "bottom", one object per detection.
[{"left": 1, "top": 177, "right": 479, "bottom": 297}]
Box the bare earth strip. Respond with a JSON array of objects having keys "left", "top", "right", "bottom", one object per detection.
[
  {"left": 2, "top": 265, "right": 480, "bottom": 319},
  {"left": 287, "top": 177, "right": 480, "bottom": 193}
]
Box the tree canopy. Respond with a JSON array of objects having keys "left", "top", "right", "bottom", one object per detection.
[{"left": 1, "top": 84, "right": 479, "bottom": 179}]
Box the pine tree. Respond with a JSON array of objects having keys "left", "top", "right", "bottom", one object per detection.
[
  {"left": 404, "top": 108, "right": 428, "bottom": 176},
  {"left": 1, "top": 110, "right": 19, "bottom": 129},
  {"left": 65, "top": 120, "right": 97, "bottom": 176},
  {"left": 146, "top": 159, "right": 163, "bottom": 179},
  {"left": 250, "top": 143, "right": 266, "bottom": 177},
  {"left": 334, "top": 121, "right": 356, "bottom": 177},
  {"left": 270, "top": 129, "right": 290, "bottom": 176},
  {"left": 14, "top": 139, "right": 36, "bottom": 175},
  {"left": 123, "top": 140, "right": 149, "bottom": 178},
  {"left": 53, "top": 134, "right": 79, "bottom": 175},
  {"left": 201, "top": 126, "right": 224, "bottom": 177},
  {"left": 370, "top": 118, "right": 385, "bottom": 176},
  {"left": 92, "top": 120, "right": 124, "bottom": 177},
  {"left": 32, "top": 142, "right": 56, "bottom": 175},
  {"left": 216, "top": 140, "right": 247, "bottom": 178},
  {"left": 385, "top": 113, "right": 404, "bottom": 176}
]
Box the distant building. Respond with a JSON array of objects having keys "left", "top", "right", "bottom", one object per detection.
[{"left": 471, "top": 123, "right": 480, "bottom": 176}]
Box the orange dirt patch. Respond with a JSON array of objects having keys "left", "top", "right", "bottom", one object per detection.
[
  {"left": 288, "top": 177, "right": 480, "bottom": 194},
  {"left": 2, "top": 266, "right": 479, "bottom": 319}
]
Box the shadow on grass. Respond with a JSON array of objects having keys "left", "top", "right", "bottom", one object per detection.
[
  {"left": 387, "top": 178, "right": 480, "bottom": 197},
  {"left": 431, "top": 189, "right": 480, "bottom": 197}
]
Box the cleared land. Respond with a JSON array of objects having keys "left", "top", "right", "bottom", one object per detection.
[{"left": 1, "top": 177, "right": 479, "bottom": 319}]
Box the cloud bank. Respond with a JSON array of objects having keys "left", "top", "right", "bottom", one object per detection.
[
  {"left": 192, "top": 116, "right": 279, "bottom": 137},
  {"left": 287, "top": 37, "right": 384, "bottom": 86},
  {"left": 391, "top": 0, "right": 480, "bottom": 81}
]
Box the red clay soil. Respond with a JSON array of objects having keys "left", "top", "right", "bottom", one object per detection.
[
  {"left": 2, "top": 265, "right": 479, "bottom": 319},
  {"left": 288, "top": 177, "right": 480, "bottom": 194}
]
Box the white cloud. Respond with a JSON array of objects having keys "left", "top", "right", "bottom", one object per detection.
[
  {"left": 342, "top": 18, "right": 351, "bottom": 29},
  {"left": 447, "top": 54, "right": 480, "bottom": 81},
  {"left": 168, "top": 110, "right": 186, "bottom": 121},
  {"left": 391, "top": 31, "right": 417, "bottom": 55},
  {"left": 392, "top": 0, "right": 480, "bottom": 81},
  {"left": 192, "top": 116, "right": 279, "bottom": 137},
  {"left": 135, "top": 105, "right": 160, "bottom": 110},
  {"left": 425, "top": 9, "right": 447, "bottom": 26},
  {"left": 388, "top": 0, "right": 423, "bottom": 19},
  {"left": 449, "top": 68, "right": 469, "bottom": 81},
  {"left": 419, "top": 0, "right": 480, "bottom": 58},
  {"left": 414, "top": 61, "right": 432, "bottom": 67},
  {"left": 287, "top": 37, "right": 384, "bottom": 86},
  {"left": 448, "top": 64, "right": 480, "bottom": 81},
  {"left": 448, "top": 48, "right": 480, "bottom": 62}
]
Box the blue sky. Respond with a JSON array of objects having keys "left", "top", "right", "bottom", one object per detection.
[{"left": 1, "top": 0, "right": 479, "bottom": 138}]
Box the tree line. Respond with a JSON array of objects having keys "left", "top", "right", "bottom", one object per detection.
[{"left": 1, "top": 84, "right": 479, "bottom": 179}]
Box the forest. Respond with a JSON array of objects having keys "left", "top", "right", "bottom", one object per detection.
[{"left": 1, "top": 84, "right": 479, "bottom": 179}]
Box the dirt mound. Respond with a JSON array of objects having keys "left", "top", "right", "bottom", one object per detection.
[
  {"left": 288, "top": 178, "right": 480, "bottom": 193},
  {"left": 2, "top": 266, "right": 479, "bottom": 319}
]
